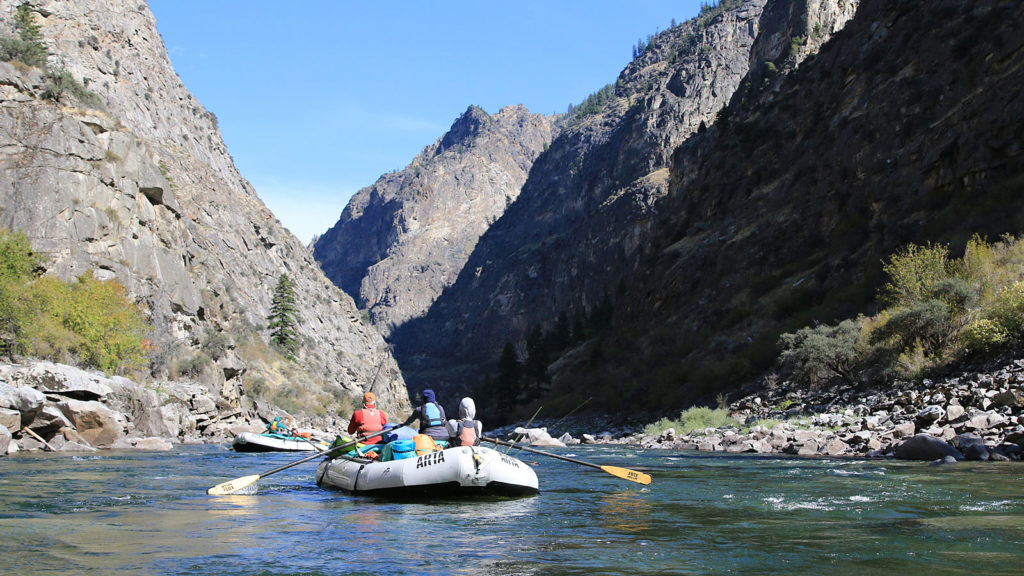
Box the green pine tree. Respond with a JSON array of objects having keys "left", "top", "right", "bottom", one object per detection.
[
  {"left": 0, "top": 3, "right": 47, "bottom": 68},
  {"left": 267, "top": 273, "right": 299, "bottom": 358},
  {"left": 14, "top": 4, "right": 43, "bottom": 44}
]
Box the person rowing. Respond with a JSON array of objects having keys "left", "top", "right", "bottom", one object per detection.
[
  {"left": 396, "top": 389, "right": 449, "bottom": 444},
  {"left": 347, "top": 392, "right": 392, "bottom": 444}
]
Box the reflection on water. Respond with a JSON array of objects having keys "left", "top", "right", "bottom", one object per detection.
[
  {"left": 2, "top": 445, "right": 1024, "bottom": 575},
  {"left": 599, "top": 491, "right": 654, "bottom": 533}
]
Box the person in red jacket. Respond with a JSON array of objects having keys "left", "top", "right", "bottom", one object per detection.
[{"left": 347, "top": 392, "right": 389, "bottom": 444}]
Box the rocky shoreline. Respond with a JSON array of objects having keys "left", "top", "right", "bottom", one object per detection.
[
  {"left": 0, "top": 361, "right": 342, "bottom": 455},
  {"left": 5, "top": 358, "right": 1024, "bottom": 464},
  {"left": 515, "top": 359, "right": 1024, "bottom": 463}
]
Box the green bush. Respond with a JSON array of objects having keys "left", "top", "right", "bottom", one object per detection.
[
  {"left": 960, "top": 318, "right": 1008, "bottom": 356},
  {"left": 988, "top": 280, "right": 1024, "bottom": 341},
  {"left": 778, "top": 317, "right": 865, "bottom": 388},
  {"left": 0, "top": 229, "right": 149, "bottom": 374},
  {"left": 201, "top": 327, "right": 232, "bottom": 361},
  {"left": 871, "top": 300, "right": 953, "bottom": 355},
  {"left": 42, "top": 67, "right": 103, "bottom": 108},
  {"left": 0, "top": 36, "right": 46, "bottom": 67},
  {"left": 176, "top": 353, "right": 211, "bottom": 378},
  {"left": 644, "top": 406, "right": 736, "bottom": 437},
  {"left": 777, "top": 235, "right": 1024, "bottom": 386},
  {"left": 881, "top": 243, "right": 952, "bottom": 308}
]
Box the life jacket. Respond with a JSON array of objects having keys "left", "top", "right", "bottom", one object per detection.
[
  {"left": 456, "top": 421, "right": 479, "bottom": 447},
  {"left": 423, "top": 402, "right": 444, "bottom": 428},
  {"left": 413, "top": 433, "right": 439, "bottom": 455},
  {"left": 355, "top": 408, "right": 384, "bottom": 435}
]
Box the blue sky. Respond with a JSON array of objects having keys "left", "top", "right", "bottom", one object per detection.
[{"left": 148, "top": 1, "right": 705, "bottom": 243}]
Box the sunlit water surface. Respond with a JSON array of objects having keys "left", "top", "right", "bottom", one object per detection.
[{"left": 1, "top": 444, "right": 1022, "bottom": 575}]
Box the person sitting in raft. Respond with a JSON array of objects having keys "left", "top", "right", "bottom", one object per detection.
[
  {"left": 445, "top": 397, "right": 483, "bottom": 446},
  {"left": 266, "top": 416, "right": 283, "bottom": 434},
  {"left": 397, "top": 389, "right": 449, "bottom": 444},
  {"left": 347, "top": 392, "right": 390, "bottom": 444}
]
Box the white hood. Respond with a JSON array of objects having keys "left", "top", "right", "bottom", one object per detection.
[{"left": 458, "top": 397, "right": 476, "bottom": 420}]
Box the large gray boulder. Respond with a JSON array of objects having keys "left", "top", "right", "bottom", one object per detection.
[
  {"left": 3, "top": 362, "right": 112, "bottom": 400},
  {"left": 0, "top": 407, "right": 19, "bottom": 431},
  {"left": 0, "top": 382, "right": 45, "bottom": 426},
  {"left": 29, "top": 405, "right": 73, "bottom": 436},
  {"left": 0, "top": 424, "right": 10, "bottom": 455},
  {"left": 56, "top": 399, "right": 126, "bottom": 448},
  {"left": 894, "top": 434, "right": 964, "bottom": 461},
  {"left": 512, "top": 427, "right": 566, "bottom": 447}
]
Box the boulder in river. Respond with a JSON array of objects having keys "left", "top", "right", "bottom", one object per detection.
[
  {"left": 894, "top": 434, "right": 964, "bottom": 461},
  {"left": 0, "top": 424, "right": 10, "bottom": 455}
]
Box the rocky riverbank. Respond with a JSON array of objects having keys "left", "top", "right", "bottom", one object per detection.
[
  {"left": 7, "top": 357, "right": 1024, "bottom": 464},
  {"left": 510, "top": 359, "right": 1024, "bottom": 463},
  {"left": 0, "top": 361, "right": 345, "bottom": 455}
]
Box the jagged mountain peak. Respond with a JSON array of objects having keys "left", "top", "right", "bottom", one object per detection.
[
  {"left": 314, "top": 104, "right": 555, "bottom": 336},
  {"left": 435, "top": 105, "right": 490, "bottom": 156}
]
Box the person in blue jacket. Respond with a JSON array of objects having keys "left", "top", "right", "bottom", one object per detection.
[{"left": 397, "top": 389, "right": 449, "bottom": 443}]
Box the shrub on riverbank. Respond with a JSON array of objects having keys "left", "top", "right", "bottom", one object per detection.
[
  {"left": 0, "top": 229, "right": 149, "bottom": 374},
  {"left": 779, "top": 235, "right": 1024, "bottom": 388},
  {"left": 644, "top": 406, "right": 737, "bottom": 436}
]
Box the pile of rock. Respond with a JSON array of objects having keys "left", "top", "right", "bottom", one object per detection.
[
  {"left": 634, "top": 359, "right": 1024, "bottom": 461},
  {"left": 0, "top": 361, "right": 267, "bottom": 454}
]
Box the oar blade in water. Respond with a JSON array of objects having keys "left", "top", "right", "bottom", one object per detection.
[
  {"left": 207, "top": 474, "right": 260, "bottom": 495},
  {"left": 601, "top": 465, "right": 652, "bottom": 485}
]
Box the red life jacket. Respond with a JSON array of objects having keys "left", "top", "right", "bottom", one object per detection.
[{"left": 355, "top": 408, "right": 385, "bottom": 442}]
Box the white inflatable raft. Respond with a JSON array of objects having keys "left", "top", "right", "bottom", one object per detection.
[
  {"left": 232, "top": 432, "right": 329, "bottom": 453},
  {"left": 315, "top": 445, "right": 539, "bottom": 497}
]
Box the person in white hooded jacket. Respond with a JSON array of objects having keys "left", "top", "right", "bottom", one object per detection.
[{"left": 445, "top": 397, "right": 483, "bottom": 446}]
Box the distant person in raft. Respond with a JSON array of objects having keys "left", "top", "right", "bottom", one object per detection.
[
  {"left": 347, "top": 392, "right": 390, "bottom": 444},
  {"left": 266, "top": 416, "right": 285, "bottom": 434},
  {"left": 397, "top": 389, "right": 449, "bottom": 444},
  {"left": 445, "top": 397, "right": 482, "bottom": 447}
]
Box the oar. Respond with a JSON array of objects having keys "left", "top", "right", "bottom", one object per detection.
[
  {"left": 208, "top": 427, "right": 394, "bottom": 495},
  {"left": 482, "top": 436, "right": 652, "bottom": 485},
  {"left": 22, "top": 427, "right": 56, "bottom": 451}
]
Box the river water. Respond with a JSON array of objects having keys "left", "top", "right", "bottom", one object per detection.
[{"left": 1, "top": 444, "right": 1022, "bottom": 575}]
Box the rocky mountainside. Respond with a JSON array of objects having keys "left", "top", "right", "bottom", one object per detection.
[
  {"left": 0, "top": 0, "right": 409, "bottom": 418},
  {"left": 389, "top": 0, "right": 856, "bottom": 403},
  {"left": 577, "top": 0, "right": 1024, "bottom": 412},
  {"left": 313, "top": 105, "right": 555, "bottom": 336},
  {"left": 362, "top": 0, "right": 1024, "bottom": 424}
]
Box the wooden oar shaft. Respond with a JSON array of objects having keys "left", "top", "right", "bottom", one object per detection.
[
  {"left": 22, "top": 427, "right": 56, "bottom": 452},
  {"left": 482, "top": 436, "right": 652, "bottom": 485},
  {"left": 208, "top": 427, "right": 396, "bottom": 495},
  {"left": 485, "top": 436, "right": 603, "bottom": 469},
  {"left": 260, "top": 427, "right": 392, "bottom": 476}
]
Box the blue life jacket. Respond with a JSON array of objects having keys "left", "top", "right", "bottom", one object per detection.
[{"left": 423, "top": 402, "right": 444, "bottom": 427}]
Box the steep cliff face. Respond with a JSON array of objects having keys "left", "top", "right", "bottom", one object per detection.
[
  {"left": 573, "top": 0, "right": 1024, "bottom": 411},
  {"left": 390, "top": 0, "right": 797, "bottom": 396},
  {"left": 313, "top": 105, "right": 555, "bottom": 335},
  {"left": 0, "top": 0, "right": 408, "bottom": 416}
]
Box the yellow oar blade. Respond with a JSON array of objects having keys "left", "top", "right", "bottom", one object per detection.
[
  {"left": 600, "top": 465, "right": 652, "bottom": 485},
  {"left": 207, "top": 474, "right": 260, "bottom": 495}
]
